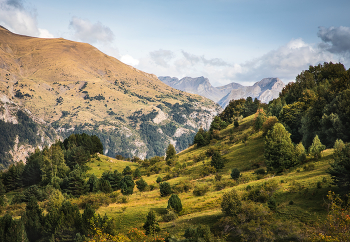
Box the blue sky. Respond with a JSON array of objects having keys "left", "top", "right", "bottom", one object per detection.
[{"left": 1, "top": 0, "right": 350, "bottom": 86}]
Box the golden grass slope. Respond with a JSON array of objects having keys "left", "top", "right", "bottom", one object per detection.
[{"left": 0, "top": 26, "right": 219, "bottom": 125}]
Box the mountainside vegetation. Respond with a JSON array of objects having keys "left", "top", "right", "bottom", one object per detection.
[{"left": 1, "top": 52, "right": 350, "bottom": 241}]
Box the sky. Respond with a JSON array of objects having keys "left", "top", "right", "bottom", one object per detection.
[{"left": 1, "top": 0, "right": 350, "bottom": 86}]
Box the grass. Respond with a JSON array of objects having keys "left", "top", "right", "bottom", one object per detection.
[{"left": 77, "top": 114, "right": 336, "bottom": 238}]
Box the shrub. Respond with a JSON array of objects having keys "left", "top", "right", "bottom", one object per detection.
[
  {"left": 211, "top": 151, "right": 225, "bottom": 170},
  {"left": 136, "top": 178, "right": 148, "bottom": 192},
  {"left": 184, "top": 225, "right": 214, "bottom": 242},
  {"left": 303, "top": 163, "right": 315, "bottom": 171},
  {"left": 172, "top": 181, "right": 192, "bottom": 193},
  {"left": 156, "top": 176, "right": 162, "bottom": 183},
  {"left": 193, "top": 184, "right": 209, "bottom": 196},
  {"left": 133, "top": 168, "right": 141, "bottom": 179},
  {"left": 215, "top": 173, "right": 222, "bottom": 181},
  {"left": 267, "top": 197, "right": 277, "bottom": 210},
  {"left": 162, "top": 209, "right": 177, "bottom": 222},
  {"left": 159, "top": 182, "right": 172, "bottom": 197},
  {"left": 221, "top": 189, "right": 242, "bottom": 217},
  {"left": 231, "top": 168, "right": 240, "bottom": 180},
  {"left": 200, "top": 165, "right": 216, "bottom": 177},
  {"left": 254, "top": 168, "right": 266, "bottom": 175},
  {"left": 167, "top": 194, "right": 182, "bottom": 213}
]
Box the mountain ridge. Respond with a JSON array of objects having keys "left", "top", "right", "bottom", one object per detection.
[
  {"left": 158, "top": 76, "right": 285, "bottom": 107},
  {"left": 0, "top": 27, "right": 221, "bottom": 167}
]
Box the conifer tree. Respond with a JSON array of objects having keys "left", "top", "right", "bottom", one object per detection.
[
  {"left": 143, "top": 210, "right": 160, "bottom": 235},
  {"left": 87, "top": 174, "right": 99, "bottom": 192},
  {"left": 309, "top": 135, "right": 326, "bottom": 160},
  {"left": 122, "top": 166, "right": 132, "bottom": 175},
  {"left": 211, "top": 151, "right": 225, "bottom": 170},
  {"left": 23, "top": 196, "right": 43, "bottom": 242},
  {"left": 120, "top": 175, "right": 135, "bottom": 195},
  {"left": 167, "top": 194, "right": 182, "bottom": 213},
  {"left": 99, "top": 179, "right": 113, "bottom": 193},
  {"left": 136, "top": 177, "right": 148, "bottom": 192},
  {"left": 264, "top": 123, "right": 296, "bottom": 172},
  {"left": 133, "top": 168, "right": 141, "bottom": 179},
  {"left": 166, "top": 144, "right": 176, "bottom": 163}
]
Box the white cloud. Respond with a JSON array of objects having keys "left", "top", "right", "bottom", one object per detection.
[
  {"left": 69, "top": 17, "right": 114, "bottom": 44},
  {"left": 149, "top": 49, "right": 174, "bottom": 67},
  {"left": 0, "top": 0, "right": 53, "bottom": 38},
  {"left": 121, "top": 55, "right": 140, "bottom": 66},
  {"left": 38, "top": 28, "right": 54, "bottom": 38}
]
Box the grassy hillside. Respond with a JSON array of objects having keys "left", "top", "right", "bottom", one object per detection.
[{"left": 72, "top": 114, "right": 336, "bottom": 239}]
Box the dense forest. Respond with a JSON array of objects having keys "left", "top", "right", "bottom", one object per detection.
[{"left": 0, "top": 62, "right": 349, "bottom": 241}]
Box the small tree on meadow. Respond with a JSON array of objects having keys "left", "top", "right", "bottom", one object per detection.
[
  {"left": 309, "top": 135, "right": 326, "bottom": 161},
  {"left": 295, "top": 142, "right": 307, "bottom": 164},
  {"left": 160, "top": 182, "right": 172, "bottom": 197},
  {"left": 231, "top": 168, "right": 240, "bottom": 180},
  {"left": 210, "top": 151, "right": 225, "bottom": 170},
  {"left": 328, "top": 143, "right": 350, "bottom": 193},
  {"left": 143, "top": 210, "right": 160, "bottom": 235},
  {"left": 167, "top": 194, "right": 182, "bottom": 213},
  {"left": 253, "top": 109, "right": 267, "bottom": 132},
  {"left": 221, "top": 189, "right": 242, "bottom": 217},
  {"left": 166, "top": 144, "right": 176, "bottom": 164},
  {"left": 120, "top": 175, "right": 135, "bottom": 195},
  {"left": 156, "top": 176, "right": 162, "bottom": 183},
  {"left": 133, "top": 168, "right": 141, "bottom": 179},
  {"left": 264, "top": 123, "right": 296, "bottom": 172},
  {"left": 99, "top": 179, "right": 112, "bottom": 193},
  {"left": 122, "top": 166, "right": 132, "bottom": 176},
  {"left": 136, "top": 178, "right": 148, "bottom": 192},
  {"left": 234, "top": 120, "right": 239, "bottom": 128}
]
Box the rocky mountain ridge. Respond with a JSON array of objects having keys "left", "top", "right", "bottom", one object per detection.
[{"left": 158, "top": 76, "right": 285, "bottom": 107}]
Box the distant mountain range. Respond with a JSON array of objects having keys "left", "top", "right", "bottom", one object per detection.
[{"left": 158, "top": 76, "right": 285, "bottom": 107}]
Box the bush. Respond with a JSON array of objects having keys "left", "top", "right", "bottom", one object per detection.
[
  {"left": 193, "top": 184, "right": 209, "bottom": 196},
  {"left": 221, "top": 189, "right": 242, "bottom": 217},
  {"left": 172, "top": 181, "right": 192, "bottom": 193},
  {"left": 303, "top": 163, "right": 315, "bottom": 171},
  {"left": 122, "top": 166, "right": 132, "bottom": 175},
  {"left": 254, "top": 168, "right": 266, "bottom": 175},
  {"left": 231, "top": 168, "right": 240, "bottom": 180},
  {"left": 99, "top": 179, "right": 113, "bottom": 193},
  {"left": 159, "top": 182, "right": 172, "bottom": 197},
  {"left": 136, "top": 178, "right": 148, "bottom": 192},
  {"left": 156, "top": 176, "right": 162, "bottom": 183},
  {"left": 162, "top": 209, "right": 177, "bottom": 222},
  {"left": 184, "top": 225, "right": 214, "bottom": 242},
  {"left": 211, "top": 151, "right": 225, "bottom": 170},
  {"left": 167, "top": 194, "right": 182, "bottom": 213},
  {"left": 200, "top": 165, "right": 216, "bottom": 178},
  {"left": 120, "top": 176, "right": 135, "bottom": 195}
]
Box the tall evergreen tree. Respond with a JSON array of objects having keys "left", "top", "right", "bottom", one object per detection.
[
  {"left": 211, "top": 151, "right": 225, "bottom": 170},
  {"left": 165, "top": 144, "right": 176, "bottom": 163},
  {"left": 23, "top": 196, "right": 43, "bottom": 242},
  {"left": 264, "top": 123, "right": 296, "bottom": 172},
  {"left": 120, "top": 175, "right": 135, "bottom": 195},
  {"left": 143, "top": 210, "right": 160, "bottom": 235}
]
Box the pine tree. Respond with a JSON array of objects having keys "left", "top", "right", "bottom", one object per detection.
[
  {"left": 309, "top": 135, "right": 326, "bottom": 160},
  {"left": 87, "top": 174, "right": 99, "bottom": 192},
  {"left": 23, "top": 196, "right": 43, "bottom": 242},
  {"left": 231, "top": 168, "right": 240, "bottom": 180},
  {"left": 328, "top": 143, "right": 350, "bottom": 193},
  {"left": 210, "top": 151, "right": 225, "bottom": 170},
  {"left": 120, "top": 175, "right": 135, "bottom": 195},
  {"left": 136, "top": 177, "right": 148, "bottom": 192},
  {"left": 264, "top": 123, "right": 296, "bottom": 172},
  {"left": 165, "top": 144, "right": 176, "bottom": 163},
  {"left": 133, "top": 168, "right": 141, "bottom": 179},
  {"left": 99, "top": 179, "right": 113, "bottom": 193},
  {"left": 167, "top": 194, "right": 182, "bottom": 213},
  {"left": 65, "top": 168, "right": 88, "bottom": 197},
  {"left": 159, "top": 182, "right": 172, "bottom": 197},
  {"left": 122, "top": 166, "right": 132, "bottom": 176},
  {"left": 143, "top": 210, "right": 160, "bottom": 235}
]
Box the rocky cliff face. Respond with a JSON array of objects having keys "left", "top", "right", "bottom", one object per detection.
[
  {"left": 0, "top": 26, "right": 222, "bottom": 168},
  {"left": 160, "top": 76, "right": 285, "bottom": 108}
]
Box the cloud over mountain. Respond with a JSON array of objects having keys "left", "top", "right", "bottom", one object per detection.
[
  {"left": 70, "top": 17, "right": 114, "bottom": 44},
  {"left": 0, "top": 0, "right": 53, "bottom": 38}
]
